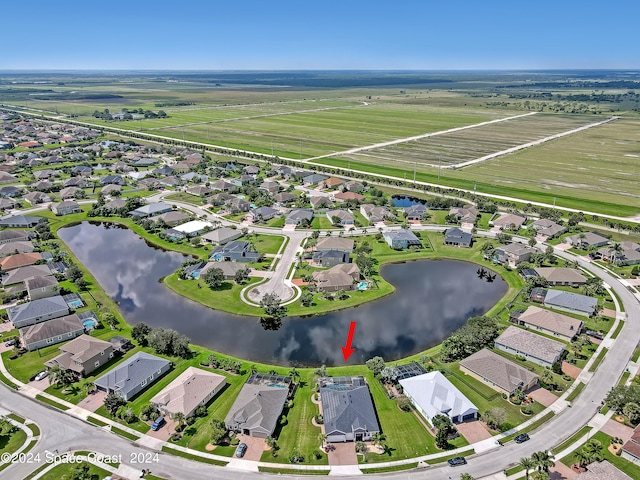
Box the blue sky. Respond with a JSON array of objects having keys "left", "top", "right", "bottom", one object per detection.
[{"left": 3, "top": 0, "right": 639, "bottom": 70}]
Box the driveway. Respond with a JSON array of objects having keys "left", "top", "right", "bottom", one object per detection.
[
  {"left": 146, "top": 417, "right": 178, "bottom": 441},
  {"left": 455, "top": 420, "right": 492, "bottom": 443},
  {"left": 328, "top": 442, "right": 357, "bottom": 466},
  {"left": 236, "top": 434, "right": 266, "bottom": 462},
  {"left": 600, "top": 418, "right": 635, "bottom": 443},
  {"left": 549, "top": 460, "right": 578, "bottom": 480},
  {"left": 528, "top": 386, "right": 558, "bottom": 407},
  {"left": 76, "top": 390, "right": 106, "bottom": 412},
  {"left": 562, "top": 361, "right": 583, "bottom": 379},
  {"left": 27, "top": 376, "right": 52, "bottom": 391}
]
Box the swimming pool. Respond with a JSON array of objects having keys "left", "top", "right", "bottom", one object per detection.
[
  {"left": 266, "top": 383, "right": 287, "bottom": 388},
  {"left": 358, "top": 282, "right": 369, "bottom": 291},
  {"left": 83, "top": 318, "right": 98, "bottom": 330},
  {"left": 69, "top": 299, "right": 84, "bottom": 308}
]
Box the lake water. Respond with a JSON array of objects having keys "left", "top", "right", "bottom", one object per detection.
[
  {"left": 391, "top": 195, "right": 427, "bottom": 208},
  {"left": 58, "top": 222, "right": 507, "bottom": 366}
]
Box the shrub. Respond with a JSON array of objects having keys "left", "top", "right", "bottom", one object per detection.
[
  {"left": 397, "top": 396, "right": 412, "bottom": 412},
  {"left": 312, "top": 449, "right": 323, "bottom": 459}
]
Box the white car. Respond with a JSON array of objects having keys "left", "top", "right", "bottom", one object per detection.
[{"left": 34, "top": 371, "right": 48, "bottom": 382}]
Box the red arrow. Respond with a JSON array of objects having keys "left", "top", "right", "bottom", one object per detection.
[{"left": 341, "top": 321, "right": 357, "bottom": 362}]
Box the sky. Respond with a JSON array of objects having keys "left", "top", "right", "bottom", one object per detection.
[{"left": 2, "top": 0, "right": 639, "bottom": 70}]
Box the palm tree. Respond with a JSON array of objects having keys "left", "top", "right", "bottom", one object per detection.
[
  {"left": 573, "top": 448, "right": 591, "bottom": 469},
  {"left": 318, "top": 433, "right": 328, "bottom": 450},
  {"left": 48, "top": 366, "right": 75, "bottom": 388},
  {"left": 288, "top": 367, "right": 300, "bottom": 382},
  {"left": 531, "top": 450, "right": 555, "bottom": 473},
  {"left": 371, "top": 432, "right": 386, "bottom": 450},
  {"left": 82, "top": 381, "right": 95, "bottom": 395},
  {"left": 173, "top": 412, "right": 185, "bottom": 432},
  {"left": 519, "top": 456, "right": 535, "bottom": 480}
]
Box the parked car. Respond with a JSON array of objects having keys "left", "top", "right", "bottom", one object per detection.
[
  {"left": 235, "top": 442, "right": 248, "bottom": 458},
  {"left": 151, "top": 417, "right": 166, "bottom": 431},
  {"left": 4, "top": 338, "right": 16, "bottom": 347},
  {"left": 514, "top": 433, "right": 530, "bottom": 444},
  {"left": 448, "top": 456, "right": 467, "bottom": 466},
  {"left": 34, "top": 371, "right": 48, "bottom": 382}
]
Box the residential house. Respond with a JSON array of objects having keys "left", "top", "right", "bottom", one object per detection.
[
  {"left": 71, "top": 165, "right": 92, "bottom": 176},
  {"left": 186, "top": 185, "right": 212, "bottom": 197},
  {"left": 50, "top": 200, "right": 81, "bottom": 216},
  {"left": 32, "top": 180, "right": 53, "bottom": 192},
  {"left": 200, "top": 261, "right": 250, "bottom": 280},
  {"left": 564, "top": 231, "right": 610, "bottom": 249},
  {"left": 19, "top": 314, "right": 84, "bottom": 352},
  {"left": 534, "top": 267, "right": 587, "bottom": 286},
  {"left": 514, "top": 305, "right": 583, "bottom": 341},
  {"left": 313, "top": 249, "right": 350, "bottom": 268},
  {"left": 596, "top": 242, "right": 640, "bottom": 266},
  {"left": 622, "top": 425, "right": 640, "bottom": 465},
  {"left": 0, "top": 215, "right": 44, "bottom": 229},
  {"left": 333, "top": 191, "right": 365, "bottom": 203},
  {"left": 129, "top": 202, "right": 172, "bottom": 218},
  {"left": 0, "top": 252, "right": 42, "bottom": 271},
  {"left": 494, "top": 326, "right": 565, "bottom": 368},
  {"left": 25, "top": 276, "right": 59, "bottom": 301},
  {"left": 383, "top": 229, "right": 422, "bottom": 249},
  {"left": 103, "top": 199, "right": 127, "bottom": 212},
  {"left": 302, "top": 173, "right": 328, "bottom": 186},
  {"left": 45, "top": 335, "right": 115, "bottom": 376},
  {"left": 399, "top": 371, "right": 478, "bottom": 424},
  {"left": 249, "top": 206, "right": 279, "bottom": 222},
  {"left": 201, "top": 228, "right": 243, "bottom": 246},
  {"left": 312, "top": 264, "right": 360, "bottom": 292},
  {"left": 0, "top": 198, "right": 15, "bottom": 210},
  {"left": 173, "top": 220, "right": 212, "bottom": 237},
  {"left": 0, "top": 241, "right": 34, "bottom": 257},
  {"left": 360, "top": 204, "right": 391, "bottom": 223},
  {"left": 542, "top": 289, "right": 598, "bottom": 317},
  {"left": 321, "top": 177, "right": 345, "bottom": 189},
  {"left": 59, "top": 187, "right": 81, "bottom": 200},
  {"left": 152, "top": 165, "right": 173, "bottom": 176},
  {"left": 149, "top": 210, "right": 190, "bottom": 227},
  {"left": 0, "top": 230, "right": 32, "bottom": 244},
  {"left": 226, "top": 197, "right": 250, "bottom": 214},
  {"left": 0, "top": 186, "right": 21, "bottom": 198},
  {"left": 243, "top": 165, "right": 260, "bottom": 176},
  {"left": 460, "top": 349, "right": 538, "bottom": 396},
  {"left": 209, "top": 193, "right": 234, "bottom": 206},
  {"left": 225, "top": 374, "right": 291, "bottom": 438},
  {"left": 151, "top": 367, "right": 226, "bottom": 419},
  {"left": 344, "top": 181, "right": 364, "bottom": 192},
  {"left": 24, "top": 191, "right": 51, "bottom": 205},
  {"left": 320, "top": 376, "right": 380, "bottom": 443},
  {"left": 94, "top": 352, "right": 171, "bottom": 401},
  {"left": 63, "top": 177, "right": 87, "bottom": 188},
  {"left": 449, "top": 205, "right": 478, "bottom": 224},
  {"left": 209, "top": 180, "right": 234, "bottom": 192},
  {"left": 310, "top": 196, "right": 333, "bottom": 209},
  {"left": 326, "top": 209, "right": 354, "bottom": 226},
  {"left": 444, "top": 228, "right": 472, "bottom": 248},
  {"left": 7, "top": 295, "right": 69, "bottom": 328},
  {"left": 405, "top": 204, "right": 427, "bottom": 221},
  {"left": 531, "top": 219, "right": 566, "bottom": 239},
  {"left": 180, "top": 172, "right": 207, "bottom": 184},
  {"left": 211, "top": 241, "right": 261, "bottom": 263},
  {"left": 285, "top": 209, "right": 313, "bottom": 226},
  {"left": 259, "top": 181, "right": 280, "bottom": 194},
  {"left": 158, "top": 176, "right": 181, "bottom": 188},
  {"left": 491, "top": 213, "right": 527, "bottom": 231},
  {"left": 100, "top": 175, "right": 125, "bottom": 186},
  {"left": 574, "top": 461, "right": 632, "bottom": 480},
  {"left": 273, "top": 192, "right": 297, "bottom": 205},
  {"left": 1, "top": 265, "right": 52, "bottom": 287},
  {"left": 315, "top": 237, "right": 354, "bottom": 253},
  {"left": 493, "top": 243, "right": 538, "bottom": 267}
]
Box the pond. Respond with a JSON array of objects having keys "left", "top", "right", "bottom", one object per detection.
[
  {"left": 391, "top": 195, "right": 428, "bottom": 208},
  {"left": 58, "top": 222, "right": 507, "bottom": 366}
]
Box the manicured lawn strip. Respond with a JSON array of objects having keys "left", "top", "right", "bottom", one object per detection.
[
  {"left": 260, "top": 372, "right": 327, "bottom": 465},
  {"left": 633, "top": 344, "right": 640, "bottom": 363},
  {"left": 161, "top": 446, "right": 228, "bottom": 466},
  {"left": 361, "top": 462, "right": 418, "bottom": 474},
  {"left": 566, "top": 382, "right": 585, "bottom": 402},
  {"left": 35, "top": 394, "right": 69, "bottom": 411},
  {"left": 610, "top": 321, "right": 624, "bottom": 339},
  {"left": 505, "top": 464, "right": 524, "bottom": 476},
  {"left": 561, "top": 431, "right": 640, "bottom": 478},
  {"left": 588, "top": 348, "right": 608, "bottom": 372},
  {"left": 6, "top": 413, "right": 25, "bottom": 424},
  {"left": 0, "top": 428, "right": 27, "bottom": 455},
  {"left": 265, "top": 216, "right": 286, "bottom": 228},
  {"left": 26, "top": 424, "right": 40, "bottom": 437},
  {"left": 111, "top": 426, "right": 139, "bottom": 441},
  {"left": 87, "top": 416, "right": 108, "bottom": 427},
  {"left": 36, "top": 461, "right": 111, "bottom": 480},
  {"left": 551, "top": 426, "right": 592, "bottom": 455},
  {"left": 502, "top": 411, "right": 555, "bottom": 443},
  {"left": 0, "top": 371, "right": 19, "bottom": 390},
  {"left": 253, "top": 233, "right": 285, "bottom": 255},
  {"left": 618, "top": 371, "right": 631, "bottom": 387},
  {"left": 165, "top": 192, "right": 206, "bottom": 205},
  {"left": 258, "top": 467, "right": 330, "bottom": 475}
]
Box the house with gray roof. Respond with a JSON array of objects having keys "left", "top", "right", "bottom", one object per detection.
[
  {"left": 543, "top": 289, "right": 598, "bottom": 317},
  {"left": 405, "top": 204, "right": 427, "bottom": 220},
  {"left": 285, "top": 208, "right": 313, "bottom": 226},
  {"left": 310, "top": 196, "right": 333, "bottom": 209},
  {"left": 534, "top": 267, "right": 587, "bottom": 286},
  {"left": 50, "top": 200, "right": 81, "bottom": 216},
  {"left": 94, "top": 352, "right": 171, "bottom": 401},
  {"left": 210, "top": 241, "right": 261, "bottom": 263},
  {"left": 312, "top": 249, "right": 350, "bottom": 268},
  {"left": 200, "top": 261, "right": 250, "bottom": 280},
  {"left": 494, "top": 326, "right": 565, "bottom": 368},
  {"left": 210, "top": 180, "right": 234, "bottom": 192},
  {"left": 226, "top": 197, "right": 250, "bottom": 214},
  {"left": 45, "top": 334, "right": 114, "bottom": 376},
  {"left": 360, "top": 204, "right": 391, "bottom": 223},
  {"left": 449, "top": 205, "right": 478, "bottom": 224},
  {"left": 26, "top": 276, "right": 59, "bottom": 301},
  {"left": 0, "top": 241, "right": 34, "bottom": 257},
  {"left": 201, "top": 227, "right": 243, "bottom": 246},
  {"left": 249, "top": 206, "right": 279, "bottom": 222},
  {"left": 273, "top": 192, "right": 297, "bottom": 205},
  {"left": 302, "top": 173, "right": 328, "bottom": 186},
  {"left": 320, "top": 376, "right": 380, "bottom": 443},
  {"left": 444, "top": 227, "right": 472, "bottom": 248},
  {"left": 531, "top": 218, "right": 566, "bottom": 239},
  {"left": 383, "top": 229, "right": 422, "bottom": 249},
  {"left": 316, "top": 237, "right": 354, "bottom": 253},
  {"left": 7, "top": 295, "right": 69, "bottom": 328},
  {"left": 1, "top": 264, "right": 52, "bottom": 287},
  {"left": 151, "top": 367, "right": 226, "bottom": 418},
  {"left": 460, "top": 348, "right": 538, "bottom": 396},
  {"left": 596, "top": 242, "right": 640, "bottom": 266},
  {"left": 225, "top": 374, "right": 291, "bottom": 438},
  {"left": 20, "top": 314, "right": 84, "bottom": 351},
  {"left": 491, "top": 213, "right": 527, "bottom": 230},
  {"left": 515, "top": 305, "right": 583, "bottom": 341},
  {"left": 0, "top": 229, "right": 32, "bottom": 244},
  {"left": 149, "top": 210, "right": 190, "bottom": 227},
  {"left": 24, "top": 191, "right": 51, "bottom": 205},
  {"left": 564, "top": 231, "right": 610, "bottom": 249},
  {"left": 493, "top": 243, "right": 538, "bottom": 267},
  {"left": 101, "top": 175, "right": 125, "bottom": 186},
  {"left": 129, "top": 202, "right": 172, "bottom": 218},
  {"left": 0, "top": 215, "right": 44, "bottom": 228}
]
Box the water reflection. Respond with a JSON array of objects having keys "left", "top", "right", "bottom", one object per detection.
[{"left": 58, "top": 222, "right": 507, "bottom": 366}]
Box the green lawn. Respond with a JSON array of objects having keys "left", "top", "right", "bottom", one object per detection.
[
  {"left": 0, "top": 428, "right": 27, "bottom": 456},
  {"left": 311, "top": 216, "right": 338, "bottom": 230},
  {"left": 164, "top": 192, "right": 206, "bottom": 206},
  {"left": 36, "top": 461, "right": 111, "bottom": 480},
  {"left": 265, "top": 216, "right": 286, "bottom": 228},
  {"left": 253, "top": 234, "right": 285, "bottom": 254}
]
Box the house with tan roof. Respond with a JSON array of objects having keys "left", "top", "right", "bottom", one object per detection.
[
  {"left": 315, "top": 237, "right": 354, "bottom": 253},
  {"left": 151, "top": 367, "right": 226, "bottom": 418},
  {"left": 514, "top": 305, "right": 583, "bottom": 341},
  {"left": 460, "top": 348, "right": 538, "bottom": 396},
  {"left": 312, "top": 264, "right": 360, "bottom": 292},
  {"left": 45, "top": 334, "right": 115, "bottom": 376},
  {"left": 533, "top": 267, "right": 587, "bottom": 286},
  {"left": 321, "top": 177, "right": 345, "bottom": 189},
  {"left": 491, "top": 213, "right": 527, "bottom": 231},
  {"left": 333, "top": 191, "right": 365, "bottom": 203}
]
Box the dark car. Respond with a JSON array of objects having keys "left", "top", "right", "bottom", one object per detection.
[
  {"left": 4, "top": 338, "right": 16, "bottom": 347},
  {"left": 151, "top": 417, "right": 166, "bottom": 431},
  {"left": 514, "top": 433, "right": 530, "bottom": 444},
  {"left": 448, "top": 456, "right": 467, "bottom": 466},
  {"left": 235, "top": 442, "right": 248, "bottom": 458}
]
